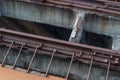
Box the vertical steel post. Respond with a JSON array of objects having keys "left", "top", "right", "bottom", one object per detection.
[
  {"left": 45, "top": 49, "right": 56, "bottom": 77},
  {"left": 1, "top": 40, "right": 14, "bottom": 67},
  {"left": 27, "top": 44, "right": 42, "bottom": 72},
  {"left": 87, "top": 52, "right": 96, "bottom": 80},
  {"left": 66, "top": 52, "right": 74, "bottom": 80},
  {"left": 13, "top": 43, "right": 25, "bottom": 69}
]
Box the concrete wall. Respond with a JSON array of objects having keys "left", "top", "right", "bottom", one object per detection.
[
  {"left": 1, "top": 0, "right": 75, "bottom": 29},
  {"left": 82, "top": 14, "right": 120, "bottom": 50}
]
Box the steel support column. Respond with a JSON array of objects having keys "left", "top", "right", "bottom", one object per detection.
[{"left": 69, "top": 10, "right": 86, "bottom": 43}]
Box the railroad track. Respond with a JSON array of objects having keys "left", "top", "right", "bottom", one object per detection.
[{"left": 0, "top": 28, "right": 120, "bottom": 80}]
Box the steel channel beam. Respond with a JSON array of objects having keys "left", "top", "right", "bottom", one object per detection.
[
  {"left": 0, "top": 28, "right": 120, "bottom": 71},
  {"left": 20, "top": 0, "right": 120, "bottom": 16}
]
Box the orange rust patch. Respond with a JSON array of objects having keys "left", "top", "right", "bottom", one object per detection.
[{"left": 0, "top": 64, "right": 64, "bottom": 80}]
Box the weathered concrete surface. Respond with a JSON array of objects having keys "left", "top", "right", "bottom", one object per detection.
[
  {"left": 82, "top": 14, "right": 120, "bottom": 50},
  {"left": 0, "top": 46, "right": 120, "bottom": 80},
  {"left": 0, "top": 0, "right": 75, "bottom": 29}
]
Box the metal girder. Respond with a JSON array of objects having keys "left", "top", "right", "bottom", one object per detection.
[
  {"left": 19, "top": 0, "right": 120, "bottom": 16},
  {"left": 0, "top": 28, "right": 120, "bottom": 80}
]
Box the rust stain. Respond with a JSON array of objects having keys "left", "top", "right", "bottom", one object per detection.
[
  {"left": 101, "top": 17, "right": 108, "bottom": 33},
  {"left": 49, "top": 6, "right": 55, "bottom": 23},
  {"left": 41, "top": 5, "right": 46, "bottom": 22},
  {"left": 0, "top": 64, "right": 64, "bottom": 80},
  {"left": 32, "top": 5, "right": 36, "bottom": 19},
  {"left": 68, "top": 10, "right": 74, "bottom": 28},
  {"left": 90, "top": 14, "right": 96, "bottom": 31}
]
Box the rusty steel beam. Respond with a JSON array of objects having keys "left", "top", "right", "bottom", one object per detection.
[
  {"left": 0, "top": 28, "right": 120, "bottom": 79},
  {"left": 19, "top": 0, "right": 120, "bottom": 16}
]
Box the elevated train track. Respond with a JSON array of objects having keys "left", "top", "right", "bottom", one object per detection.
[
  {"left": 0, "top": 28, "right": 120, "bottom": 80},
  {"left": 0, "top": 0, "right": 120, "bottom": 80}
]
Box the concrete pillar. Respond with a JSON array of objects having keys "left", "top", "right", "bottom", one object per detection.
[{"left": 69, "top": 10, "right": 86, "bottom": 43}]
